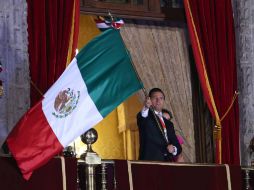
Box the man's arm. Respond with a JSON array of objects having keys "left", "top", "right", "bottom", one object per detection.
[
  {"left": 137, "top": 97, "right": 151, "bottom": 127},
  {"left": 166, "top": 121, "right": 182, "bottom": 156}
]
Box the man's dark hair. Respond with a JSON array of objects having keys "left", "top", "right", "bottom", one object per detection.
[{"left": 148, "top": 88, "right": 165, "bottom": 99}]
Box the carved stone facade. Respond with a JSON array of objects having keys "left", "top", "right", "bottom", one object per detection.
[
  {"left": 0, "top": 0, "right": 30, "bottom": 148},
  {"left": 232, "top": 0, "right": 254, "bottom": 165}
]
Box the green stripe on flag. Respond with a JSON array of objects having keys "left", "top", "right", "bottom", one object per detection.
[{"left": 76, "top": 29, "right": 143, "bottom": 117}]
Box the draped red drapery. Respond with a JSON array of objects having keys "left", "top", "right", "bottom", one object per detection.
[
  {"left": 184, "top": 0, "right": 239, "bottom": 164},
  {"left": 27, "top": 0, "right": 79, "bottom": 106}
]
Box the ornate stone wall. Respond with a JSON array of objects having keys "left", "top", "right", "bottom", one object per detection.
[
  {"left": 232, "top": 0, "right": 254, "bottom": 165},
  {"left": 0, "top": 0, "right": 30, "bottom": 148}
]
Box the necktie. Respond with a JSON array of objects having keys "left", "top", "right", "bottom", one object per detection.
[
  {"left": 159, "top": 117, "right": 166, "bottom": 129},
  {"left": 158, "top": 116, "right": 168, "bottom": 142}
]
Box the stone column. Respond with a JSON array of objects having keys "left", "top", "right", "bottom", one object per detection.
[
  {"left": 0, "top": 0, "right": 30, "bottom": 148},
  {"left": 232, "top": 0, "right": 254, "bottom": 165}
]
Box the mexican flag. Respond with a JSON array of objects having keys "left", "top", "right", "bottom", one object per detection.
[
  {"left": 95, "top": 17, "right": 124, "bottom": 31},
  {"left": 7, "top": 29, "right": 143, "bottom": 180}
]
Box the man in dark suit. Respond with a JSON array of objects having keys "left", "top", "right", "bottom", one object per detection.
[{"left": 137, "top": 88, "right": 182, "bottom": 161}]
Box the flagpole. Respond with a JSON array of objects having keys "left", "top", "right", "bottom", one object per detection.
[
  {"left": 117, "top": 29, "right": 169, "bottom": 146},
  {"left": 129, "top": 57, "right": 169, "bottom": 145}
]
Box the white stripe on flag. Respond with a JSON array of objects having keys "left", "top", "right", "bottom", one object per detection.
[
  {"left": 96, "top": 22, "right": 110, "bottom": 29},
  {"left": 42, "top": 58, "right": 103, "bottom": 147}
]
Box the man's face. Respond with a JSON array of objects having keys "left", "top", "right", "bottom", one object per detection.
[{"left": 150, "top": 91, "right": 165, "bottom": 112}]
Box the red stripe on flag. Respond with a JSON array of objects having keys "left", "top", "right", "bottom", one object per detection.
[{"left": 7, "top": 101, "right": 63, "bottom": 180}]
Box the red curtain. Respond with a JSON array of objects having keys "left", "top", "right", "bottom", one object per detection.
[
  {"left": 27, "top": 0, "right": 78, "bottom": 105},
  {"left": 70, "top": 0, "right": 80, "bottom": 60},
  {"left": 184, "top": 0, "right": 239, "bottom": 164}
]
